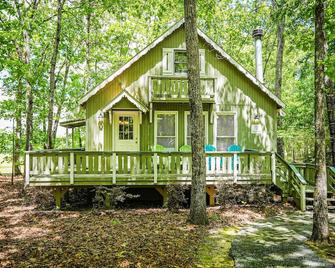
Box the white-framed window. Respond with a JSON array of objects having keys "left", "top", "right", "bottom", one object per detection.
[
  {"left": 162, "top": 48, "right": 205, "bottom": 75},
  {"left": 184, "top": 111, "right": 208, "bottom": 145},
  {"left": 174, "top": 50, "right": 188, "bottom": 74},
  {"left": 154, "top": 111, "right": 178, "bottom": 150},
  {"left": 214, "top": 112, "right": 237, "bottom": 151}
]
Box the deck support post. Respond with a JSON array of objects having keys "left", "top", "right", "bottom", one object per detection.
[
  {"left": 155, "top": 187, "right": 168, "bottom": 206},
  {"left": 206, "top": 186, "right": 216, "bottom": 206},
  {"left": 53, "top": 188, "right": 68, "bottom": 210},
  {"left": 271, "top": 152, "right": 276, "bottom": 185}
]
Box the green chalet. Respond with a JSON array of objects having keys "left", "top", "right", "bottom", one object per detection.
[{"left": 25, "top": 20, "right": 312, "bottom": 210}]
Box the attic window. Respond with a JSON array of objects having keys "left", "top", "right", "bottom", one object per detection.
[{"left": 174, "top": 50, "right": 188, "bottom": 74}]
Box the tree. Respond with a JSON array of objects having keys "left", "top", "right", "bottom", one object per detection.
[
  {"left": 47, "top": 0, "right": 65, "bottom": 149},
  {"left": 184, "top": 0, "right": 208, "bottom": 225},
  {"left": 325, "top": 77, "right": 335, "bottom": 165},
  {"left": 311, "top": 0, "right": 329, "bottom": 243},
  {"left": 272, "top": 0, "right": 285, "bottom": 157}
]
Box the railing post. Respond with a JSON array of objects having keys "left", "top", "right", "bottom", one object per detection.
[
  {"left": 300, "top": 183, "right": 306, "bottom": 211},
  {"left": 112, "top": 153, "right": 116, "bottom": 184},
  {"left": 153, "top": 153, "right": 158, "bottom": 184},
  {"left": 70, "top": 152, "right": 74, "bottom": 185},
  {"left": 25, "top": 152, "right": 30, "bottom": 187},
  {"left": 271, "top": 152, "right": 276, "bottom": 185},
  {"left": 233, "top": 153, "right": 238, "bottom": 183}
]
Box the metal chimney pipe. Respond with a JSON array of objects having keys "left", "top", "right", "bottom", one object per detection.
[{"left": 252, "top": 28, "right": 264, "bottom": 83}]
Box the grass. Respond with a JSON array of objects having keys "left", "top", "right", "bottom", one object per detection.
[{"left": 196, "top": 226, "right": 239, "bottom": 268}]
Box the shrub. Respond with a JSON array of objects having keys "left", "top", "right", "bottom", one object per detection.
[
  {"left": 93, "top": 186, "right": 139, "bottom": 209},
  {"left": 166, "top": 185, "right": 189, "bottom": 212}
]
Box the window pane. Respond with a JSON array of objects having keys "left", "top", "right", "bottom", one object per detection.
[
  {"left": 157, "top": 137, "right": 175, "bottom": 149},
  {"left": 174, "top": 51, "right": 187, "bottom": 73},
  {"left": 157, "top": 114, "right": 175, "bottom": 136},
  {"left": 175, "top": 51, "right": 187, "bottom": 62},
  {"left": 217, "top": 115, "right": 234, "bottom": 136},
  {"left": 118, "top": 116, "right": 134, "bottom": 140},
  {"left": 216, "top": 137, "right": 235, "bottom": 151},
  {"left": 175, "top": 63, "right": 187, "bottom": 73}
]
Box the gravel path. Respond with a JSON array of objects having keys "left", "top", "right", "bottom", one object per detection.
[{"left": 231, "top": 212, "right": 335, "bottom": 268}]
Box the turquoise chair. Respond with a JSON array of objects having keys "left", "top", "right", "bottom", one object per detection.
[
  {"left": 227, "top": 144, "right": 242, "bottom": 170},
  {"left": 205, "top": 144, "right": 216, "bottom": 170}
]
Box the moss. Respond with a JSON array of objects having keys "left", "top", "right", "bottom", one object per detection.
[
  {"left": 196, "top": 226, "right": 239, "bottom": 268},
  {"left": 306, "top": 232, "right": 335, "bottom": 265}
]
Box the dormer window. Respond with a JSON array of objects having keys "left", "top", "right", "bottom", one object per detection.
[{"left": 174, "top": 50, "right": 188, "bottom": 74}]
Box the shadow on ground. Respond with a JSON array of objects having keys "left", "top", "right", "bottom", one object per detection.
[{"left": 231, "top": 212, "right": 335, "bottom": 268}]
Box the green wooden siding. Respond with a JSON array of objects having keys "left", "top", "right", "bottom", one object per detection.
[{"left": 85, "top": 27, "right": 278, "bottom": 152}]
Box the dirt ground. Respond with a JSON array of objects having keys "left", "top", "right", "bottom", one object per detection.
[{"left": 0, "top": 176, "right": 288, "bottom": 268}]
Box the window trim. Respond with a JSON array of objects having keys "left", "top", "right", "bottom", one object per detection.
[
  {"left": 184, "top": 111, "right": 209, "bottom": 145},
  {"left": 154, "top": 111, "right": 178, "bottom": 150},
  {"left": 214, "top": 111, "right": 238, "bottom": 151}
]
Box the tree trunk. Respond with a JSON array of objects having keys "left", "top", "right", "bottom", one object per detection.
[
  {"left": 184, "top": 0, "right": 208, "bottom": 225},
  {"left": 52, "top": 62, "right": 70, "bottom": 141},
  {"left": 14, "top": 78, "right": 23, "bottom": 174},
  {"left": 325, "top": 77, "right": 335, "bottom": 166},
  {"left": 47, "top": 0, "right": 65, "bottom": 149},
  {"left": 274, "top": 1, "right": 285, "bottom": 157},
  {"left": 85, "top": 1, "right": 92, "bottom": 91},
  {"left": 311, "top": 0, "right": 329, "bottom": 243}
]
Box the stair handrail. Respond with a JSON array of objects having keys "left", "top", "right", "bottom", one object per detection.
[
  {"left": 276, "top": 153, "right": 307, "bottom": 185},
  {"left": 327, "top": 166, "right": 335, "bottom": 192},
  {"left": 275, "top": 153, "right": 307, "bottom": 211}
]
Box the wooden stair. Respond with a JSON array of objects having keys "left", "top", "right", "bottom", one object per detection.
[{"left": 305, "top": 189, "right": 335, "bottom": 210}]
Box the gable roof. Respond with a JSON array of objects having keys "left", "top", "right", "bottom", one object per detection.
[
  {"left": 79, "top": 19, "right": 284, "bottom": 108},
  {"left": 101, "top": 90, "right": 148, "bottom": 113}
]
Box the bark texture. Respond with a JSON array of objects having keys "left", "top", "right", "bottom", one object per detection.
[
  {"left": 274, "top": 2, "right": 285, "bottom": 157},
  {"left": 14, "top": 0, "right": 36, "bottom": 152},
  {"left": 325, "top": 77, "right": 335, "bottom": 166},
  {"left": 47, "top": 0, "right": 65, "bottom": 149},
  {"left": 311, "top": 0, "right": 329, "bottom": 243},
  {"left": 184, "top": 0, "right": 208, "bottom": 225}
]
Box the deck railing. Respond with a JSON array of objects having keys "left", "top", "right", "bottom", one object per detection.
[
  {"left": 149, "top": 76, "right": 215, "bottom": 101},
  {"left": 292, "top": 162, "right": 335, "bottom": 193},
  {"left": 25, "top": 150, "right": 274, "bottom": 187}
]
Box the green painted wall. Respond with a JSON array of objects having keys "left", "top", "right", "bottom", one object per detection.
[{"left": 85, "top": 27, "right": 278, "bottom": 152}]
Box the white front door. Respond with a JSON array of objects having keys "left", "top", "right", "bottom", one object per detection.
[{"left": 113, "top": 111, "right": 140, "bottom": 151}]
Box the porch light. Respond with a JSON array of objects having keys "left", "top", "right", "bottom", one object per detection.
[
  {"left": 253, "top": 114, "right": 260, "bottom": 123},
  {"left": 98, "top": 112, "right": 104, "bottom": 130}
]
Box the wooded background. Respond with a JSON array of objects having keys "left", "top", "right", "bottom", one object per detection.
[{"left": 0, "top": 0, "right": 334, "bottom": 172}]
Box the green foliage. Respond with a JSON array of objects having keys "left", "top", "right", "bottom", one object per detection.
[{"left": 0, "top": 0, "right": 334, "bottom": 161}]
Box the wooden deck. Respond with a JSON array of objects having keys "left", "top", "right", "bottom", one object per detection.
[{"left": 25, "top": 150, "right": 275, "bottom": 187}]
